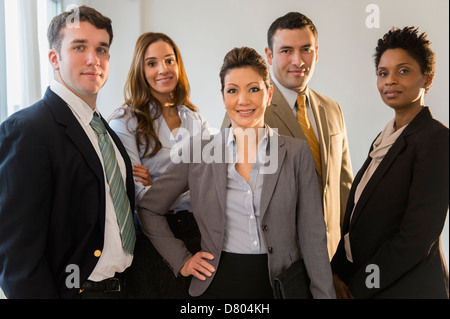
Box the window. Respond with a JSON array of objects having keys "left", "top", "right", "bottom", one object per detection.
[
  {"left": 1, "top": 0, "right": 61, "bottom": 298},
  {"left": 1, "top": 0, "right": 61, "bottom": 123},
  {"left": 0, "top": 0, "right": 6, "bottom": 123}
]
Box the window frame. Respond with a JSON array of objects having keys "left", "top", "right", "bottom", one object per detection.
[
  {"left": 0, "top": 0, "right": 7, "bottom": 123},
  {"left": 0, "top": 0, "right": 62, "bottom": 124}
]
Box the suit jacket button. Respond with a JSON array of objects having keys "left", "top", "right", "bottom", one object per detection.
[
  {"left": 268, "top": 247, "right": 274, "bottom": 254},
  {"left": 262, "top": 225, "right": 268, "bottom": 232},
  {"left": 94, "top": 250, "right": 102, "bottom": 258}
]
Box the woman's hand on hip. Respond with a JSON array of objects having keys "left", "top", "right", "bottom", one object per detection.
[{"left": 181, "top": 252, "right": 215, "bottom": 281}]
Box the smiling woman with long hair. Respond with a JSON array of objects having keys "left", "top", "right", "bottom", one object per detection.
[{"left": 109, "top": 32, "right": 210, "bottom": 298}]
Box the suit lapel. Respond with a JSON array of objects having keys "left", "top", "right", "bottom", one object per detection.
[
  {"left": 260, "top": 133, "right": 286, "bottom": 220},
  {"left": 269, "top": 83, "right": 304, "bottom": 138},
  {"left": 211, "top": 128, "right": 287, "bottom": 220},
  {"left": 212, "top": 162, "right": 228, "bottom": 216},
  {"left": 342, "top": 154, "right": 371, "bottom": 232},
  {"left": 44, "top": 88, "right": 106, "bottom": 232},
  {"left": 269, "top": 85, "right": 327, "bottom": 180},
  {"left": 211, "top": 131, "right": 228, "bottom": 215},
  {"left": 349, "top": 108, "right": 432, "bottom": 229},
  {"left": 349, "top": 134, "right": 407, "bottom": 229},
  {"left": 309, "top": 90, "right": 329, "bottom": 184},
  {"left": 44, "top": 88, "right": 104, "bottom": 185}
]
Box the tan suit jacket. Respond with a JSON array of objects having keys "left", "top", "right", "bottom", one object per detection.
[{"left": 222, "top": 82, "right": 353, "bottom": 258}]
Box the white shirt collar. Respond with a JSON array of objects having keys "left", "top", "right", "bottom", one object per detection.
[
  {"left": 226, "top": 125, "right": 270, "bottom": 147},
  {"left": 50, "top": 80, "right": 97, "bottom": 126},
  {"left": 271, "top": 75, "right": 311, "bottom": 111},
  {"left": 149, "top": 102, "right": 189, "bottom": 114}
]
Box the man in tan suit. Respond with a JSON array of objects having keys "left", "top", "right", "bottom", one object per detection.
[{"left": 222, "top": 12, "right": 353, "bottom": 258}]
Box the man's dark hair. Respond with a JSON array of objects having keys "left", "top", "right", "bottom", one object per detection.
[
  {"left": 267, "top": 12, "right": 318, "bottom": 51},
  {"left": 47, "top": 5, "right": 113, "bottom": 54}
]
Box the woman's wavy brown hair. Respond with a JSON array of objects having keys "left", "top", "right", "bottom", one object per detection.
[{"left": 118, "top": 32, "right": 197, "bottom": 158}]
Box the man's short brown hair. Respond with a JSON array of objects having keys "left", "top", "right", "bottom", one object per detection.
[{"left": 47, "top": 5, "right": 113, "bottom": 53}]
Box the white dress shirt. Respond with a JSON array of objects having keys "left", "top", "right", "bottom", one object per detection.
[
  {"left": 109, "top": 103, "right": 210, "bottom": 209},
  {"left": 50, "top": 80, "right": 133, "bottom": 281},
  {"left": 222, "top": 126, "right": 269, "bottom": 254}
]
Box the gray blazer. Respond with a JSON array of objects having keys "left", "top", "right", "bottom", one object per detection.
[
  {"left": 222, "top": 83, "right": 353, "bottom": 258},
  {"left": 138, "top": 127, "right": 335, "bottom": 298}
]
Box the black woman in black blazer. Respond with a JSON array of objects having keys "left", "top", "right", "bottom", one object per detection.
[
  {"left": 332, "top": 107, "right": 448, "bottom": 298},
  {"left": 332, "top": 27, "right": 449, "bottom": 299}
]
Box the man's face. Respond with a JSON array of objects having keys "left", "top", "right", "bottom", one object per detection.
[
  {"left": 265, "top": 28, "right": 318, "bottom": 93},
  {"left": 49, "top": 21, "right": 110, "bottom": 108}
]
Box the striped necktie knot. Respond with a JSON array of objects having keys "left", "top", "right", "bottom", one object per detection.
[{"left": 90, "top": 113, "right": 107, "bottom": 135}]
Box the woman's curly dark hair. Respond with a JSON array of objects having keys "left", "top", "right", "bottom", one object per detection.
[{"left": 374, "top": 26, "right": 435, "bottom": 92}]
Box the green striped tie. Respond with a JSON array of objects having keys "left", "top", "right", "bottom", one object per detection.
[{"left": 90, "top": 113, "right": 136, "bottom": 255}]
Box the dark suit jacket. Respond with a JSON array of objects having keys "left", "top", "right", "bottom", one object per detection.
[
  {"left": 332, "top": 107, "right": 449, "bottom": 299},
  {"left": 138, "top": 127, "right": 335, "bottom": 298},
  {"left": 0, "top": 88, "right": 135, "bottom": 299}
]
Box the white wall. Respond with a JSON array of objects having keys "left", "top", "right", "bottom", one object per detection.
[
  {"left": 66, "top": 0, "right": 449, "bottom": 263},
  {"left": 61, "top": 0, "right": 142, "bottom": 116}
]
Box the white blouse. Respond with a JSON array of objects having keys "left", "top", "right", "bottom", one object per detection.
[{"left": 109, "top": 103, "right": 210, "bottom": 211}]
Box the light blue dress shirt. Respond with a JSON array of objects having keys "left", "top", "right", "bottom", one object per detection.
[
  {"left": 223, "top": 127, "right": 269, "bottom": 254},
  {"left": 109, "top": 103, "right": 210, "bottom": 212}
]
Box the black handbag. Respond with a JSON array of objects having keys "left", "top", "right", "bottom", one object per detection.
[{"left": 273, "top": 258, "right": 312, "bottom": 299}]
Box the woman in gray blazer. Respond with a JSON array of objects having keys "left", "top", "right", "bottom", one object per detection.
[{"left": 138, "top": 47, "right": 335, "bottom": 298}]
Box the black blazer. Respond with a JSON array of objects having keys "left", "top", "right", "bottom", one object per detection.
[
  {"left": 0, "top": 88, "right": 135, "bottom": 298},
  {"left": 332, "top": 107, "right": 449, "bottom": 299}
]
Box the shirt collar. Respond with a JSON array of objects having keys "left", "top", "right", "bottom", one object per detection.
[
  {"left": 370, "top": 118, "right": 408, "bottom": 159},
  {"left": 271, "top": 75, "right": 311, "bottom": 111},
  {"left": 50, "top": 80, "right": 97, "bottom": 126},
  {"left": 149, "top": 102, "right": 188, "bottom": 114},
  {"left": 225, "top": 125, "right": 270, "bottom": 163}
]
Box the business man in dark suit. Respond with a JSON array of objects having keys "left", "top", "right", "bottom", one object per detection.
[{"left": 0, "top": 6, "right": 135, "bottom": 299}]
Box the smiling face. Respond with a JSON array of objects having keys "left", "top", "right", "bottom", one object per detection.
[
  {"left": 49, "top": 21, "right": 110, "bottom": 109},
  {"left": 265, "top": 27, "right": 318, "bottom": 93},
  {"left": 377, "top": 48, "right": 430, "bottom": 113},
  {"left": 143, "top": 40, "right": 179, "bottom": 103},
  {"left": 223, "top": 67, "right": 273, "bottom": 130}
]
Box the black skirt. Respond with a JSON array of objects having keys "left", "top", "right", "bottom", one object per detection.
[
  {"left": 200, "top": 251, "right": 274, "bottom": 299},
  {"left": 125, "top": 210, "right": 201, "bottom": 299}
]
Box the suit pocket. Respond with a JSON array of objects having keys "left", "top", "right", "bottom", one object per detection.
[
  {"left": 328, "top": 133, "right": 343, "bottom": 170},
  {"left": 329, "top": 132, "right": 343, "bottom": 149}
]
